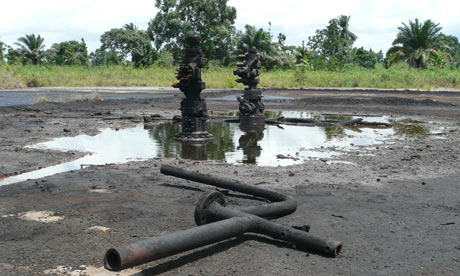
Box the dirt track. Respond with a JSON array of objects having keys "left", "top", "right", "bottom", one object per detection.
[{"left": 1, "top": 88, "right": 460, "bottom": 275}]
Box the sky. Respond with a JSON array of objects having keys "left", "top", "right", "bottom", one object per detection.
[{"left": 1, "top": 0, "right": 459, "bottom": 54}]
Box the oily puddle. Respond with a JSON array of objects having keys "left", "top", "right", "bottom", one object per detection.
[{"left": 0, "top": 112, "right": 433, "bottom": 186}]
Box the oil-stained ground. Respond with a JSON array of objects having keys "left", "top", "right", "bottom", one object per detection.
[{"left": 0, "top": 88, "right": 460, "bottom": 275}]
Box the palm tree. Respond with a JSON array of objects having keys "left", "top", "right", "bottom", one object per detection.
[
  {"left": 236, "top": 25, "right": 284, "bottom": 70},
  {"left": 124, "top": 23, "right": 139, "bottom": 31},
  {"left": 332, "top": 15, "right": 357, "bottom": 43},
  {"left": 386, "top": 19, "right": 447, "bottom": 68},
  {"left": 237, "top": 25, "right": 272, "bottom": 54},
  {"left": 15, "top": 34, "right": 45, "bottom": 65}
]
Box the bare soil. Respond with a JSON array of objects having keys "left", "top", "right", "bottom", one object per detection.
[{"left": 1, "top": 88, "right": 460, "bottom": 275}]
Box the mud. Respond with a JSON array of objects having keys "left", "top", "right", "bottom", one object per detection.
[{"left": 1, "top": 88, "right": 460, "bottom": 275}]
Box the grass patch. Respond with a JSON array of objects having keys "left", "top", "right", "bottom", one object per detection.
[
  {"left": 1, "top": 63, "right": 459, "bottom": 90},
  {"left": 262, "top": 65, "right": 460, "bottom": 90}
]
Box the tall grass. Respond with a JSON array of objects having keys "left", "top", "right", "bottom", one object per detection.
[
  {"left": 0, "top": 64, "right": 176, "bottom": 87},
  {"left": 1, "top": 63, "right": 459, "bottom": 90},
  {"left": 288, "top": 64, "right": 460, "bottom": 90}
]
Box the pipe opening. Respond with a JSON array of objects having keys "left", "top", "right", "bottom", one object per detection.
[
  {"left": 104, "top": 249, "right": 122, "bottom": 271},
  {"left": 335, "top": 243, "right": 343, "bottom": 256}
]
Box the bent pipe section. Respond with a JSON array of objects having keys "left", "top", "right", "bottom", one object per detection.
[
  {"left": 105, "top": 193, "right": 342, "bottom": 271},
  {"left": 105, "top": 217, "right": 253, "bottom": 271},
  {"left": 202, "top": 197, "right": 342, "bottom": 257},
  {"left": 160, "top": 165, "right": 297, "bottom": 219}
]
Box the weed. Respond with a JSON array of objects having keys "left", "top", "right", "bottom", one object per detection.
[
  {"left": 33, "top": 94, "right": 48, "bottom": 104},
  {"left": 26, "top": 74, "right": 42, "bottom": 87},
  {"left": 91, "top": 90, "right": 103, "bottom": 101}
]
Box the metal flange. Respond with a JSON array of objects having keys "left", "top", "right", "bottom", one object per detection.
[{"left": 194, "top": 191, "right": 226, "bottom": 226}]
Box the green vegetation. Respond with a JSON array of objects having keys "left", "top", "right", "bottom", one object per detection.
[
  {"left": 48, "top": 39, "right": 89, "bottom": 66},
  {"left": 0, "top": 64, "right": 173, "bottom": 88},
  {"left": 1, "top": 63, "right": 459, "bottom": 90},
  {"left": 386, "top": 19, "right": 448, "bottom": 68},
  {"left": 148, "top": 0, "right": 237, "bottom": 64},
  {"left": 0, "top": 41, "right": 5, "bottom": 61},
  {"left": 97, "top": 24, "right": 157, "bottom": 67},
  {"left": 1, "top": 0, "right": 460, "bottom": 90},
  {"left": 306, "top": 15, "right": 357, "bottom": 68},
  {"left": 14, "top": 34, "right": 46, "bottom": 65},
  {"left": 235, "top": 24, "right": 292, "bottom": 70},
  {"left": 286, "top": 64, "right": 460, "bottom": 90}
]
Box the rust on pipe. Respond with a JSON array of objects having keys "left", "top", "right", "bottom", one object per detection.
[
  {"left": 160, "top": 164, "right": 297, "bottom": 219},
  {"left": 196, "top": 192, "right": 342, "bottom": 257},
  {"left": 105, "top": 192, "right": 342, "bottom": 271},
  {"left": 105, "top": 216, "right": 253, "bottom": 271},
  {"left": 104, "top": 166, "right": 342, "bottom": 272}
]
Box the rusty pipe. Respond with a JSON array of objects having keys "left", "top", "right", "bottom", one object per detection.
[
  {"left": 196, "top": 192, "right": 342, "bottom": 257},
  {"left": 104, "top": 216, "right": 253, "bottom": 271},
  {"left": 161, "top": 166, "right": 341, "bottom": 256},
  {"left": 160, "top": 165, "right": 297, "bottom": 219},
  {"left": 104, "top": 192, "right": 342, "bottom": 271}
]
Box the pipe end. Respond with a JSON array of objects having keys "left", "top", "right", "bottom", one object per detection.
[
  {"left": 159, "top": 165, "right": 172, "bottom": 176},
  {"left": 324, "top": 242, "right": 343, "bottom": 257},
  {"left": 104, "top": 248, "right": 122, "bottom": 271},
  {"left": 333, "top": 242, "right": 343, "bottom": 257}
]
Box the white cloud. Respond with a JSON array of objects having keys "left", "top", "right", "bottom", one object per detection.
[
  {"left": 1, "top": 0, "right": 459, "bottom": 53},
  {"left": 229, "top": 0, "right": 460, "bottom": 52},
  {"left": 0, "top": 0, "right": 157, "bottom": 51}
]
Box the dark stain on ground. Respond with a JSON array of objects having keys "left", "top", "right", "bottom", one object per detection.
[{"left": 1, "top": 89, "right": 460, "bottom": 275}]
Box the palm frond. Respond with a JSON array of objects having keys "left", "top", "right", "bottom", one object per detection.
[{"left": 387, "top": 18, "right": 448, "bottom": 68}]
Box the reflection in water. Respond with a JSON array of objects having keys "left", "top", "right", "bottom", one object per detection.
[
  {"left": 205, "top": 121, "right": 236, "bottom": 160},
  {"left": 389, "top": 119, "right": 430, "bottom": 136},
  {"left": 264, "top": 111, "right": 349, "bottom": 121},
  {"left": 0, "top": 111, "right": 432, "bottom": 186},
  {"left": 146, "top": 121, "right": 237, "bottom": 161},
  {"left": 238, "top": 122, "right": 265, "bottom": 164},
  {"left": 145, "top": 119, "right": 399, "bottom": 166},
  {"left": 181, "top": 142, "right": 207, "bottom": 160},
  {"left": 1, "top": 125, "right": 160, "bottom": 186},
  {"left": 325, "top": 127, "right": 346, "bottom": 141},
  {"left": 146, "top": 123, "right": 181, "bottom": 158}
]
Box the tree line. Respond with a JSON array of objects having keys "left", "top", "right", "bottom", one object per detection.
[{"left": 1, "top": 0, "right": 459, "bottom": 70}]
